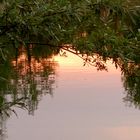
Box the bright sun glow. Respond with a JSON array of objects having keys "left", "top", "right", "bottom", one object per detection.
[{"left": 54, "top": 50, "right": 120, "bottom": 73}]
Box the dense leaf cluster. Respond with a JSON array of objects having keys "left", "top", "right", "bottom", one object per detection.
[{"left": 0, "top": 0, "right": 139, "bottom": 60}]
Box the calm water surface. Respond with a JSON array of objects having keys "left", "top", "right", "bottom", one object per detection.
[{"left": 5, "top": 51, "right": 140, "bottom": 140}]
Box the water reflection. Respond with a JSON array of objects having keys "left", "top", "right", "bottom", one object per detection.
[
  {"left": 61, "top": 47, "right": 140, "bottom": 110},
  {"left": 0, "top": 46, "right": 58, "bottom": 139},
  {"left": 1, "top": 46, "right": 140, "bottom": 115},
  {"left": 0, "top": 45, "right": 140, "bottom": 139},
  {"left": 121, "top": 62, "right": 140, "bottom": 108}
]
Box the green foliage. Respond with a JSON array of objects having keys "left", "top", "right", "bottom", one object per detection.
[
  {"left": 0, "top": 0, "right": 82, "bottom": 48},
  {"left": 0, "top": 0, "right": 140, "bottom": 59},
  {"left": 71, "top": 0, "right": 140, "bottom": 64}
]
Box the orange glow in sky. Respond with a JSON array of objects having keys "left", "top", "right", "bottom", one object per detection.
[
  {"left": 54, "top": 50, "right": 120, "bottom": 74},
  {"left": 12, "top": 52, "right": 56, "bottom": 76}
]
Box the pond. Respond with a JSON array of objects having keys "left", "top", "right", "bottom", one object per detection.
[
  {"left": 0, "top": 47, "right": 140, "bottom": 140},
  {"left": 0, "top": 0, "right": 140, "bottom": 139}
]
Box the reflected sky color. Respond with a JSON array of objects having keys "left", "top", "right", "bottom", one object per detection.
[{"left": 7, "top": 51, "right": 140, "bottom": 140}]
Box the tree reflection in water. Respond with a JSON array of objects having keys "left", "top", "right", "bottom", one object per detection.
[
  {"left": 121, "top": 62, "right": 140, "bottom": 109},
  {"left": 0, "top": 46, "right": 58, "bottom": 139},
  {"left": 0, "top": 45, "right": 140, "bottom": 139}
]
